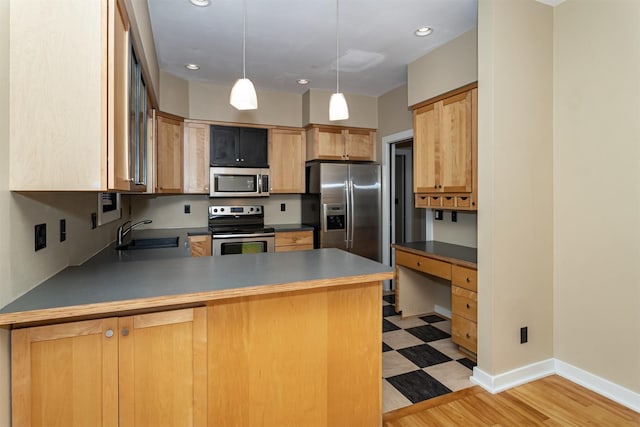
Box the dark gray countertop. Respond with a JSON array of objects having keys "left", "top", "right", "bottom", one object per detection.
[
  {"left": 392, "top": 241, "right": 477, "bottom": 268},
  {"left": 0, "top": 244, "right": 392, "bottom": 325},
  {"left": 270, "top": 224, "right": 315, "bottom": 232}
]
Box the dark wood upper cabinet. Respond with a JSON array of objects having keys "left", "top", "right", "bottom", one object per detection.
[{"left": 210, "top": 125, "right": 268, "bottom": 167}]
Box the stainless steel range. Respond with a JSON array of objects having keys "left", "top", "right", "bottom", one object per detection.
[{"left": 208, "top": 205, "right": 275, "bottom": 256}]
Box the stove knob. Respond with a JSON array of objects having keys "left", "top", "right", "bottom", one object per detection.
[
  {"left": 220, "top": 208, "right": 225, "bottom": 212},
  {"left": 213, "top": 208, "right": 218, "bottom": 213},
  {"left": 249, "top": 207, "right": 254, "bottom": 212}
]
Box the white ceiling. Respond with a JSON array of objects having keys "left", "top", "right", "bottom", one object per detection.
[{"left": 147, "top": 0, "right": 478, "bottom": 97}]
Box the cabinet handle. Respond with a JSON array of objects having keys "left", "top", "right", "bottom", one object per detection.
[
  {"left": 416, "top": 261, "right": 421, "bottom": 267},
  {"left": 122, "top": 328, "right": 129, "bottom": 337},
  {"left": 466, "top": 277, "right": 471, "bottom": 283},
  {"left": 466, "top": 303, "right": 470, "bottom": 309},
  {"left": 105, "top": 329, "right": 114, "bottom": 338},
  {"left": 466, "top": 333, "right": 470, "bottom": 338}
]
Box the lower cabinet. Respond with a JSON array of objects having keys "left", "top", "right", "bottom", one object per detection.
[
  {"left": 11, "top": 283, "right": 382, "bottom": 426},
  {"left": 188, "top": 234, "right": 212, "bottom": 257},
  {"left": 274, "top": 230, "right": 313, "bottom": 252},
  {"left": 450, "top": 265, "right": 478, "bottom": 354},
  {"left": 11, "top": 307, "right": 207, "bottom": 427}
]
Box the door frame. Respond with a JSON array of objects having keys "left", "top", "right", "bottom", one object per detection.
[{"left": 381, "top": 129, "right": 434, "bottom": 291}]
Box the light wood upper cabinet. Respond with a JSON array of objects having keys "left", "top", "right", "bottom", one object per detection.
[
  {"left": 306, "top": 125, "right": 376, "bottom": 162},
  {"left": 413, "top": 84, "right": 477, "bottom": 210},
  {"left": 270, "top": 128, "right": 306, "bottom": 193},
  {"left": 12, "top": 308, "right": 207, "bottom": 427},
  {"left": 184, "top": 122, "right": 211, "bottom": 194},
  {"left": 156, "top": 112, "right": 184, "bottom": 193},
  {"left": 9, "top": 0, "right": 148, "bottom": 192}
]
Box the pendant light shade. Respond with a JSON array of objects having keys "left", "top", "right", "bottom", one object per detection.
[
  {"left": 329, "top": 0, "right": 348, "bottom": 121},
  {"left": 329, "top": 93, "right": 349, "bottom": 121},
  {"left": 230, "top": 78, "right": 258, "bottom": 110},
  {"left": 230, "top": 0, "right": 257, "bottom": 110}
]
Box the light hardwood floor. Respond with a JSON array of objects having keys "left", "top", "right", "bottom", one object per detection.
[{"left": 383, "top": 375, "right": 640, "bottom": 426}]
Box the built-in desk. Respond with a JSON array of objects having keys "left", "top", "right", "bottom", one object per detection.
[{"left": 392, "top": 241, "right": 478, "bottom": 355}]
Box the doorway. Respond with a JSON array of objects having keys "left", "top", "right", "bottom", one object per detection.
[{"left": 388, "top": 139, "right": 427, "bottom": 290}]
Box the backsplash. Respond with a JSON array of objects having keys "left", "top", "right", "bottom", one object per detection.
[{"left": 129, "top": 194, "right": 302, "bottom": 229}]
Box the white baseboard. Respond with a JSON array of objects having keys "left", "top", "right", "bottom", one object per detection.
[
  {"left": 470, "top": 358, "right": 640, "bottom": 413},
  {"left": 434, "top": 305, "right": 452, "bottom": 319},
  {"left": 555, "top": 359, "right": 640, "bottom": 413},
  {"left": 470, "top": 358, "right": 555, "bottom": 393}
]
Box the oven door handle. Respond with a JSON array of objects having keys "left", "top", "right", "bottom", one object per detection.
[{"left": 213, "top": 233, "right": 275, "bottom": 238}]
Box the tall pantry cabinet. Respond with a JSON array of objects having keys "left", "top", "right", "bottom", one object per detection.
[{"left": 9, "top": 0, "right": 151, "bottom": 192}]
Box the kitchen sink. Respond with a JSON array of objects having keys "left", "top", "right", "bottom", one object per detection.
[{"left": 115, "top": 237, "right": 179, "bottom": 250}]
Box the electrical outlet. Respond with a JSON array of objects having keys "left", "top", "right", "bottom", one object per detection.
[
  {"left": 451, "top": 211, "right": 457, "bottom": 222},
  {"left": 59, "top": 219, "right": 66, "bottom": 242},
  {"left": 520, "top": 326, "right": 528, "bottom": 344},
  {"left": 34, "top": 223, "right": 46, "bottom": 251},
  {"left": 280, "top": 203, "right": 286, "bottom": 212},
  {"left": 184, "top": 204, "right": 191, "bottom": 214},
  {"left": 434, "top": 210, "right": 444, "bottom": 220}
]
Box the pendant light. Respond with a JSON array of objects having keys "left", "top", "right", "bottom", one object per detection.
[
  {"left": 329, "top": 0, "right": 349, "bottom": 121},
  {"left": 230, "top": 0, "right": 258, "bottom": 110}
]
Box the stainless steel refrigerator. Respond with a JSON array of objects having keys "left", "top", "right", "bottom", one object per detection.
[{"left": 302, "top": 162, "right": 381, "bottom": 261}]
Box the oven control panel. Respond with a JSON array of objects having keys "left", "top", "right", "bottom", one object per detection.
[{"left": 209, "top": 205, "right": 263, "bottom": 216}]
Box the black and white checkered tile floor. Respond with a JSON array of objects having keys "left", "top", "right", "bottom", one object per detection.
[{"left": 382, "top": 293, "right": 477, "bottom": 413}]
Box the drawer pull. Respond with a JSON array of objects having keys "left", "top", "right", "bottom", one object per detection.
[
  {"left": 466, "top": 277, "right": 471, "bottom": 283},
  {"left": 466, "top": 303, "right": 470, "bottom": 309},
  {"left": 122, "top": 328, "right": 130, "bottom": 337},
  {"left": 466, "top": 333, "right": 470, "bottom": 338},
  {"left": 416, "top": 262, "right": 421, "bottom": 267},
  {"left": 105, "top": 329, "right": 114, "bottom": 338}
]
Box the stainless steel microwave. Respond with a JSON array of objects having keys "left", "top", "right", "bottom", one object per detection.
[{"left": 209, "top": 167, "right": 270, "bottom": 197}]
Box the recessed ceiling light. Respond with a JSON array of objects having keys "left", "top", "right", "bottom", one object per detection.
[
  {"left": 297, "top": 79, "right": 310, "bottom": 85},
  {"left": 414, "top": 27, "right": 433, "bottom": 37},
  {"left": 185, "top": 63, "right": 200, "bottom": 71},
  {"left": 189, "top": 0, "right": 211, "bottom": 6}
]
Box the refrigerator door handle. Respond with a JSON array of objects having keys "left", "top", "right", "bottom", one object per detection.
[
  {"left": 345, "top": 180, "right": 351, "bottom": 249},
  {"left": 349, "top": 179, "right": 355, "bottom": 249}
]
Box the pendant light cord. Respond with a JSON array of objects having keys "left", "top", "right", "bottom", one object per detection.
[
  {"left": 242, "top": 0, "right": 247, "bottom": 79},
  {"left": 336, "top": 0, "right": 340, "bottom": 93}
]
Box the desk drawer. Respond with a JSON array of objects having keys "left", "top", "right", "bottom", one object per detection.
[
  {"left": 452, "top": 265, "right": 477, "bottom": 292},
  {"left": 395, "top": 251, "right": 451, "bottom": 280},
  {"left": 452, "top": 286, "right": 477, "bottom": 322},
  {"left": 452, "top": 314, "right": 477, "bottom": 354}
]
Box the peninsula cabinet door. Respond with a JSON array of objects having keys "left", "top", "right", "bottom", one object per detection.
[
  {"left": 118, "top": 307, "right": 208, "bottom": 427},
  {"left": 11, "top": 318, "right": 119, "bottom": 427}
]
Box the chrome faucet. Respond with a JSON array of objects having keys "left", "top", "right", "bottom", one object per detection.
[{"left": 117, "top": 220, "right": 152, "bottom": 245}]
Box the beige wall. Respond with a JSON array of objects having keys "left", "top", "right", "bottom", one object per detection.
[
  {"left": 408, "top": 29, "right": 478, "bottom": 107},
  {"left": 0, "top": 0, "right": 9, "bottom": 422},
  {"left": 131, "top": 194, "right": 301, "bottom": 229},
  {"left": 159, "top": 71, "right": 189, "bottom": 117},
  {"left": 189, "top": 80, "right": 303, "bottom": 127},
  {"left": 303, "top": 89, "right": 378, "bottom": 129},
  {"left": 554, "top": 0, "right": 640, "bottom": 392},
  {"left": 477, "top": 0, "right": 554, "bottom": 374},
  {"left": 432, "top": 211, "right": 478, "bottom": 248}
]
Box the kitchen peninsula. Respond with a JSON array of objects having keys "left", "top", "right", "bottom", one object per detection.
[{"left": 0, "top": 244, "right": 392, "bottom": 426}]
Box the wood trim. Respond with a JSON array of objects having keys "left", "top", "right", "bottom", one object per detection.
[
  {"left": 192, "top": 307, "right": 208, "bottom": 426},
  {"left": 27, "top": 319, "right": 104, "bottom": 342},
  {"left": 410, "top": 81, "right": 478, "bottom": 111},
  {"left": 156, "top": 110, "right": 185, "bottom": 122},
  {"left": 0, "top": 275, "right": 393, "bottom": 327},
  {"left": 383, "top": 386, "right": 484, "bottom": 420},
  {"left": 132, "top": 307, "right": 194, "bottom": 329},
  {"left": 304, "top": 123, "right": 377, "bottom": 132},
  {"left": 391, "top": 244, "right": 477, "bottom": 270},
  {"left": 184, "top": 118, "right": 273, "bottom": 130}
]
